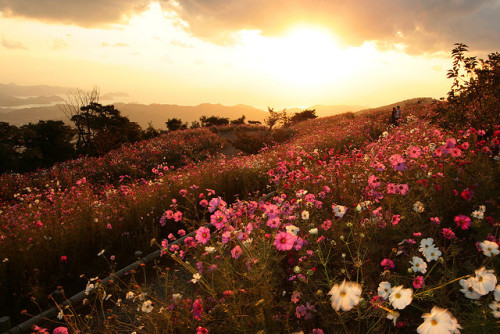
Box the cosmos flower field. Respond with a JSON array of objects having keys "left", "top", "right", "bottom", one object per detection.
[{"left": 1, "top": 103, "right": 499, "bottom": 333}]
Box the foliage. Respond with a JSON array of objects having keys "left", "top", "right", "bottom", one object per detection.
[
  {"left": 166, "top": 118, "right": 188, "bottom": 132},
  {"left": 265, "top": 107, "right": 290, "bottom": 130},
  {"left": 431, "top": 43, "right": 500, "bottom": 131},
  {"left": 230, "top": 115, "right": 246, "bottom": 125},
  {"left": 200, "top": 115, "right": 230, "bottom": 127},
  {"left": 290, "top": 109, "right": 318, "bottom": 124}
]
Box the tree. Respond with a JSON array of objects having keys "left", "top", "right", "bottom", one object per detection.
[
  {"left": 200, "top": 116, "right": 230, "bottom": 127},
  {"left": 143, "top": 122, "right": 160, "bottom": 139},
  {"left": 290, "top": 109, "right": 317, "bottom": 124},
  {"left": 19, "top": 120, "right": 75, "bottom": 170},
  {"left": 231, "top": 115, "right": 246, "bottom": 125},
  {"left": 432, "top": 43, "right": 500, "bottom": 131},
  {"left": 265, "top": 107, "right": 289, "bottom": 130},
  {"left": 71, "top": 102, "right": 142, "bottom": 155},
  {"left": 60, "top": 86, "right": 100, "bottom": 152},
  {"left": 166, "top": 118, "right": 188, "bottom": 131},
  {"left": 0, "top": 122, "right": 21, "bottom": 173}
]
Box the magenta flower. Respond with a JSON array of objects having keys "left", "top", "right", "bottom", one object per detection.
[
  {"left": 274, "top": 231, "right": 297, "bottom": 251},
  {"left": 231, "top": 245, "right": 243, "bottom": 259},
  {"left": 389, "top": 154, "right": 407, "bottom": 171},
  {"left": 442, "top": 228, "right": 456, "bottom": 240},
  {"left": 195, "top": 226, "right": 211, "bottom": 245},
  {"left": 387, "top": 183, "right": 397, "bottom": 194},
  {"left": 461, "top": 188, "right": 474, "bottom": 201},
  {"left": 173, "top": 211, "right": 183, "bottom": 222},
  {"left": 391, "top": 215, "right": 401, "bottom": 225},
  {"left": 430, "top": 217, "right": 441, "bottom": 225},
  {"left": 368, "top": 175, "right": 381, "bottom": 188},
  {"left": 381, "top": 258, "right": 395, "bottom": 270},
  {"left": 407, "top": 146, "right": 422, "bottom": 159},
  {"left": 454, "top": 215, "right": 471, "bottom": 230},
  {"left": 210, "top": 210, "right": 227, "bottom": 229},
  {"left": 192, "top": 299, "right": 203, "bottom": 320},
  {"left": 53, "top": 327, "right": 69, "bottom": 334},
  {"left": 397, "top": 184, "right": 409, "bottom": 195},
  {"left": 413, "top": 276, "right": 425, "bottom": 289}
]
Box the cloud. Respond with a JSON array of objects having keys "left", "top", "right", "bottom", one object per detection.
[
  {"left": 1, "top": 37, "right": 27, "bottom": 49},
  {"left": 165, "top": 0, "right": 500, "bottom": 54},
  {"left": 51, "top": 38, "right": 68, "bottom": 50},
  {"left": 0, "top": 0, "right": 148, "bottom": 27},
  {"left": 102, "top": 42, "right": 130, "bottom": 47}
]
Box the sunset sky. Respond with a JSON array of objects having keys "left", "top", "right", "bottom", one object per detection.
[{"left": 1, "top": 0, "right": 499, "bottom": 109}]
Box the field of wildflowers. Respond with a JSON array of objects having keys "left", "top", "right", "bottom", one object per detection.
[{"left": 1, "top": 100, "right": 499, "bottom": 333}]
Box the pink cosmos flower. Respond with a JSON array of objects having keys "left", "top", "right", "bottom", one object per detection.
[
  {"left": 53, "top": 327, "right": 69, "bottom": 334},
  {"left": 291, "top": 291, "right": 302, "bottom": 304},
  {"left": 231, "top": 245, "right": 243, "bottom": 259},
  {"left": 454, "top": 215, "right": 471, "bottom": 230},
  {"left": 312, "top": 329, "right": 325, "bottom": 334},
  {"left": 274, "top": 231, "right": 297, "bottom": 251},
  {"left": 173, "top": 211, "right": 182, "bottom": 222},
  {"left": 387, "top": 183, "right": 397, "bottom": 194},
  {"left": 192, "top": 299, "right": 203, "bottom": 320},
  {"left": 199, "top": 199, "right": 208, "bottom": 207},
  {"left": 195, "top": 226, "right": 211, "bottom": 245},
  {"left": 267, "top": 217, "right": 281, "bottom": 229},
  {"left": 413, "top": 276, "right": 425, "bottom": 289},
  {"left": 210, "top": 210, "right": 227, "bottom": 229},
  {"left": 442, "top": 228, "right": 456, "bottom": 240},
  {"left": 381, "top": 258, "right": 395, "bottom": 270},
  {"left": 196, "top": 326, "right": 208, "bottom": 334},
  {"left": 264, "top": 204, "right": 280, "bottom": 219},
  {"left": 407, "top": 146, "right": 422, "bottom": 159},
  {"left": 430, "top": 217, "right": 441, "bottom": 225},
  {"left": 450, "top": 147, "right": 462, "bottom": 157},
  {"left": 461, "top": 188, "right": 474, "bottom": 201},
  {"left": 322, "top": 219, "right": 332, "bottom": 230},
  {"left": 389, "top": 154, "right": 407, "bottom": 171},
  {"left": 397, "top": 184, "right": 409, "bottom": 195},
  {"left": 368, "top": 175, "right": 381, "bottom": 188},
  {"left": 392, "top": 215, "right": 401, "bottom": 225}
]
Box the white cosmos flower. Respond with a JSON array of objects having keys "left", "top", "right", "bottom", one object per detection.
[
  {"left": 459, "top": 277, "right": 481, "bottom": 300},
  {"left": 479, "top": 240, "right": 499, "bottom": 257},
  {"left": 309, "top": 228, "right": 318, "bottom": 235},
  {"left": 301, "top": 210, "right": 310, "bottom": 220},
  {"left": 141, "top": 300, "right": 153, "bottom": 313},
  {"left": 285, "top": 225, "right": 300, "bottom": 235},
  {"left": 205, "top": 246, "right": 216, "bottom": 253},
  {"left": 388, "top": 286, "right": 413, "bottom": 310},
  {"left": 423, "top": 246, "right": 442, "bottom": 262},
  {"left": 417, "top": 306, "right": 461, "bottom": 334},
  {"left": 386, "top": 311, "right": 399, "bottom": 326},
  {"left": 489, "top": 301, "right": 500, "bottom": 318},
  {"left": 327, "top": 280, "right": 362, "bottom": 311},
  {"left": 410, "top": 256, "right": 428, "bottom": 274},
  {"left": 494, "top": 285, "right": 500, "bottom": 301},
  {"left": 190, "top": 273, "right": 202, "bottom": 284},
  {"left": 377, "top": 281, "right": 392, "bottom": 300},
  {"left": 333, "top": 205, "right": 347, "bottom": 218},
  {"left": 419, "top": 238, "right": 435, "bottom": 253},
  {"left": 472, "top": 267, "right": 497, "bottom": 295},
  {"left": 472, "top": 210, "right": 484, "bottom": 219},
  {"left": 413, "top": 201, "right": 425, "bottom": 213}
]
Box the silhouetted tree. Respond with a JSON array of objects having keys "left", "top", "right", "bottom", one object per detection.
[
  {"left": 290, "top": 109, "right": 317, "bottom": 123},
  {"left": 265, "top": 107, "right": 289, "bottom": 130},
  {"left": 0, "top": 122, "right": 21, "bottom": 173},
  {"left": 71, "top": 102, "right": 142, "bottom": 155},
  {"left": 432, "top": 43, "right": 500, "bottom": 131},
  {"left": 201, "top": 116, "right": 230, "bottom": 127},
  {"left": 143, "top": 122, "right": 160, "bottom": 139},
  {"left": 166, "top": 118, "right": 188, "bottom": 131},
  {"left": 19, "top": 120, "right": 75, "bottom": 170},
  {"left": 231, "top": 115, "right": 246, "bottom": 125},
  {"left": 190, "top": 120, "right": 201, "bottom": 129}
]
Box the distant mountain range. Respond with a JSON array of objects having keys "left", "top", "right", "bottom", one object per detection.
[{"left": 0, "top": 83, "right": 371, "bottom": 128}]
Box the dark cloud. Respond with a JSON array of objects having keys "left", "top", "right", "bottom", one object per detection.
[
  {"left": 1, "top": 37, "right": 27, "bottom": 49},
  {"left": 0, "top": 0, "right": 148, "bottom": 27},
  {"left": 166, "top": 0, "right": 500, "bottom": 54}
]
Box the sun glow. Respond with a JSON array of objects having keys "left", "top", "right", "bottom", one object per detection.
[{"left": 237, "top": 26, "right": 362, "bottom": 90}]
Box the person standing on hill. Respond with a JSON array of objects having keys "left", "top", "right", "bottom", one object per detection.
[
  {"left": 391, "top": 107, "right": 397, "bottom": 125},
  {"left": 395, "top": 106, "right": 402, "bottom": 123}
]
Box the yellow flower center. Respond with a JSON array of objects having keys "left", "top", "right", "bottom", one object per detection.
[
  {"left": 478, "top": 276, "right": 483, "bottom": 282},
  {"left": 395, "top": 293, "right": 401, "bottom": 299},
  {"left": 431, "top": 319, "right": 438, "bottom": 326},
  {"left": 340, "top": 291, "right": 346, "bottom": 297}
]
